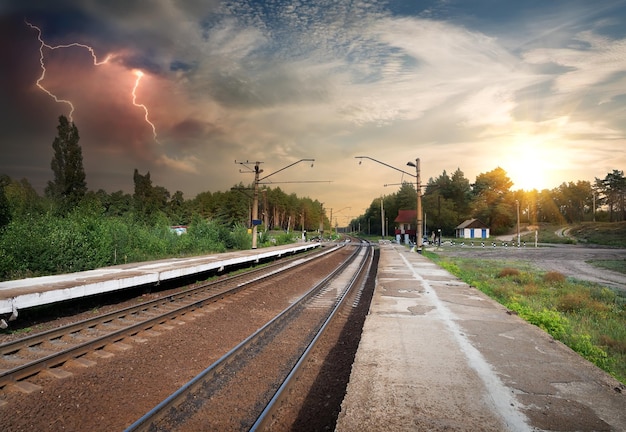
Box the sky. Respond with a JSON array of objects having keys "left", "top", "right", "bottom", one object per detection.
[{"left": 1, "top": 0, "right": 625, "bottom": 222}]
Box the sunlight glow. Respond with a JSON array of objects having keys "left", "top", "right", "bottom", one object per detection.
[{"left": 500, "top": 134, "right": 560, "bottom": 191}]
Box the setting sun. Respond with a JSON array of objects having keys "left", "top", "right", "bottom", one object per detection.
[{"left": 499, "top": 134, "right": 562, "bottom": 191}]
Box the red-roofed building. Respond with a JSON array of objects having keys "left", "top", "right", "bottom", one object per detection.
[{"left": 394, "top": 209, "right": 417, "bottom": 244}]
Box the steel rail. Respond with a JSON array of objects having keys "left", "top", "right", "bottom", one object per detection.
[
  {"left": 0, "top": 244, "right": 342, "bottom": 389},
  {"left": 250, "top": 240, "right": 373, "bottom": 430},
  {"left": 124, "top": 242, "right": 364, "bottom": 432}
]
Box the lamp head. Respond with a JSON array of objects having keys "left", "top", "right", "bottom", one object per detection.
[{"left": 406, "top": 161, "right": 416, "bottom": 167}]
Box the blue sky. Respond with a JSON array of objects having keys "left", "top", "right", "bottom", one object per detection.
[{"left": 1, "top": 0, "right": 625, "bottom": 219}]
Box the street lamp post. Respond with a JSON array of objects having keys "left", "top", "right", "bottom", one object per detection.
[
  {"left": 516, "top": 199, "right": 520, "bottom": 247},
  {"left": 238, "top": 159, "right": 314, "bottom": 249},
  {"left": 407, "top": 159, "right": 422, "bottom": 252},
  {"left": 356, "top": 156, "right": 423, "bottom": 252}
]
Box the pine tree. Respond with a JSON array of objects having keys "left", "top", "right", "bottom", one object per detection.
[{"left": 45, "top": 116, "right": 87, "bottom": 214}]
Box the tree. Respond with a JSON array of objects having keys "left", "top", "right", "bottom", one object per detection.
[
  {"left": 422, "top": 191, "right": 458, "bottom": 236},
  {"left": 534, "top": 188, "right": 564, "bottom": 224},
  {"left": 133, "top": 169, "right": 170, "bottom": 224},
  {"left": 595, "top": 170, "right": 626, "bottom": 222},
  {"left": 212, "top": 189, "right": 249, "bottom": 227},
  {"left": 105, "top": 190, "right": 133, "bottom": 217},
  {"left": 471, "top": 167, "right": 514, "bottom": 234},
  {"left": 3, "top": 176, "right": 46, "bottom": 217},
  {"left": 553, "top": 181, "right": 593, "bottom": 223},
  {"left": 168, "top": 190, "right": 191, "bottom": 225},
  {"left": 45, "top": 115, "right": 87, "bottom": 214},
  {"left": 448, "top": 168, "right": 472, "bottom": 218},
  {"left": 396, "top": 182, "right": 417, "bottom": 211},
  {"left": 190, "top": 190, "right": 214, "bottom": 219},
  {"left": 423, "top": 168, "right": 472, "bottom": 233},
  {"left": 358, "top": 197, "right": 384, "bottom": 236}
]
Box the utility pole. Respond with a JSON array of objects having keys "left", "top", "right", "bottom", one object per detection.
[
  {"left": 516, "top": 199, "right": 521, "bottom": 247},
  {"left": 329, "top": 208, "right": 333, "bottom": 237},
  {"left": 237, "top": 159, "right": 314, "bottom": 249},
  {"left": 262, "top": 189, "right": 269, "bottom": 230},
  {"left": 380, "top": 196, "right": 385, "bottom": 238},
  {"left": 319, "top": 202, "right": 324, "bottom": 238},
  {"left": 407, "top": 158, "right": 422, "bottom": 251},
  {"left": 252, "top": 162, "right": 262, "bottom": 249},
  {"left": 356, "top": 156, "right": 424, "bottom": 253}
]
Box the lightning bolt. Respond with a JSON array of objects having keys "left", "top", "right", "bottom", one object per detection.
[
  {"left": 132, "top": 70, "right": 160, "bottom": 144},
  {"left": 26, "top": 21, "right": 112, "bottom": 122},
  {"left": 26, "top": 21, "right": 161, "bottom": 144}
]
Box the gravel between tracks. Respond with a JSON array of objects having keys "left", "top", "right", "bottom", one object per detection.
[{"left": 0, "top": 246, "right": 371, "bottom": 431}]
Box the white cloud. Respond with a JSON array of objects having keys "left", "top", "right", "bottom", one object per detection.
[{"left": 523, "top": 30, "right": 626, "bottom": 94}]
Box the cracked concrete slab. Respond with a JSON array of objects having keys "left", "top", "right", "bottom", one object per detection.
[{"left": 336, "top": 243, "right": 625, "bottom": 432}]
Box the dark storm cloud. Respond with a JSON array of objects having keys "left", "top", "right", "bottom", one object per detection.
[{"left": 0, "top": 0, "right": 624, "bottom": 212}]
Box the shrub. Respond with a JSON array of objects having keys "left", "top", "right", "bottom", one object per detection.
[
  {"left": 507, "top": 301, "right": 569, "bottom": 340},
  {"left": 258, "top": 230, "right": 271, "bottom": 246},
  {"left": 557, "top": 291, "right": 609, "bottom": 314},
  {"left": 599, "top": 335, "right": 626, "bottom": 355},
  {"left": 0, "top": 211, "right": 280, "bottom": 281},
  {"left": 229, "top": 223, "right": 252, "bottom": 250},
  {"left": 544, "top": 271, "right": 566, "bottom": 283},
  {"left": 186, "top": 217, "right": 227, "bottom": 253},
  {"left": 564, "top": 333, "right": 609, "bottom": 369},
  {"left": 490, "top": 284, "right": 513, "bottom": 302},
  {"left": 497, "top": 267, "right": 520, "bottom": 278},
  {"left": 557, "top": 291, "right": 592, "bottom": 312},
  {"left": 522, "top": 283, "right": 539, "bottom": 296},
  {"left": 274, "top": 231, "right": 296, "bottom": 246},
  {"left": 591, "top": 287, "right": 617, "bottom": 304}
]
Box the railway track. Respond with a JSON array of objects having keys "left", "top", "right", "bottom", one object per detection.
[
  {"left": 126, "top": 239, "right": 373, "bottom": 431},
  {"left": 0, "top": 243, "right": 342, "bottom": 394}
]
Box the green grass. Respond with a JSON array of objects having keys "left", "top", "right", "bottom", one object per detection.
[
  {"left": 588, "top": 259, "right": 626, "bottom": 275},
  {"left": 5, "top": 326, "right": 33, "bottom": 335},
  {"left": 518, "top": 221, "right": 626, "bottom": 247},
  {"left": 520, "top": 225, "right": 576, "bottom": 245},
  {"left": 425, "top": 251, "right": 626, "bottom": 384},
  {"left": 569, "top": 221, "right": 626, "bottom": 247}
]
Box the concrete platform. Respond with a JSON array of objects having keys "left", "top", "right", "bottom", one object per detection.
[
  {"left": 0, "top": 242, "right": 320, "bottom": 320},
  {"left": 336, "top": 243, "right": 625, "bottom": 431}
]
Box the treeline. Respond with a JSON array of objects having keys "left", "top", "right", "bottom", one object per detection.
[
  {"left": 0, "top": 116, "right": 326, "bottom": 281},
  {"left": 129, "top": 168, "right": 326, "bottom": 232},
  {"left": 0, "top": 173, "right": 319, "bottom": 281},
  {"left": 354, "top": 167, "right": 626, "bottom": 237}
]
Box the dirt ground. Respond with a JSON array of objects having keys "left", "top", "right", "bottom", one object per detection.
[{"left": 432, "top": 243, "right": 626, "bottom": 291}]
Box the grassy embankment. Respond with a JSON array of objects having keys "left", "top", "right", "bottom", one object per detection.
[
  {"left": 521, "top": 222, "right": 626, "bottom": 274},
  {"left": 426, "top": 221, "right": 626, "bottom": 384}
]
